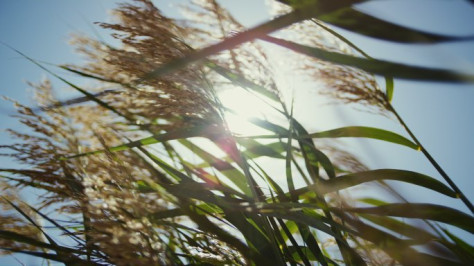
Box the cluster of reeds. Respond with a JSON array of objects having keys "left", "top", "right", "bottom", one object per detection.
[{"left": 1, "top": 0, "right": 473, "bottom": 265}]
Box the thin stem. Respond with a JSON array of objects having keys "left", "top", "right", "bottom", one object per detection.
[{"left": 388, "top": 103, "right": 474, "bottom": 214}]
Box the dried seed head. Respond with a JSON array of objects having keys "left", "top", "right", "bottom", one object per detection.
[{"left": 68, "top": 0, "right": 222, "bottom": 128}]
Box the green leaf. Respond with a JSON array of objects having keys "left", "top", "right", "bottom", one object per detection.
[
  {"left": 319, "top": 7, "right": 474, "bottom": 43},
  {"left": 442, "top": 229, "right": 474, "bottom": 263},
  {"left": 294, "top": 169, "right": 457, "bottom": 198},
  {"left": 359, "top": 214, "right": 435, "bottom": 243},
  {"left": 358, "top": 197, "right": 388, "bottom": 207},
  {"left": 260, "top": 211, "right": 339, "bottom": 241},
  {"left": 344, "top": 203, "right": 474, "bottom": 233},
  {"left": 309, "top": 126, "right": 419, "bottom": 150},
  {"left": 287, "top": 246, "right": 339, "bottom": 264},
  {"left": 338, "top": 215, "right": 465, "bottom": 266},
  {"left": 260, "top": 35, "right": 474, "bottom": 83},
  {"left": 238, "top": 138, "right": 285, "bottom": 159},
  {"left": 249, "top": 118, "right": 290, "bottom": 136},
  {"left": 385, "top": 76, "right": 394, "bottom": 102},
  {"left": 179, "top": 139, "right": 252, "bottom": 197},
  {"left": 293, "top": 119, "right": 336, "bottom": 179}
]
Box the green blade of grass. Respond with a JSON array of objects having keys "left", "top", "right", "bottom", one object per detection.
[
  {"left": 193, "top": 141, "right": 287, "bottom": 168},
  {"left": 343, "top": 203, "right": 474, "bottom": 233},
  {"left": 287, "top": 246, "right": 339, "bottom": 264},
  {"left": 260, "top": 35, "right": 474, "bottom": 83},
  {"left": 259, "top": 211, "right": 338, "bottom": 242},
  {"left": 441, "top": 228, "right": 474, "bottom": 263},
  {"left": 310, "top": 126, "right": 419, "bottom": 150},
  {"left": 319, "top": 7, "right": 474, "bottom": 43},
  {"left": 178, "top": 139, "right": 252, "bottom": 196},
  {"left": 238, "top": 138, "right": 285, "bottom": 159},
  {"left": 385, "top": 76, "right": 394, "bottom": 102},
  {"left": 337, "top": 212, "right": 465, "bottom": 266},
  {"left": 249, "top": 118, "right": 290, "bottom": 136},
  {"left": 359, "top": 214, "right": 435, "bottom": 243},
  {"left": 248, "top": 126, "right": 419, "bottom": 151},
  {"left": 294, "top": 119, "right": 336, "bottom": 179},
  {"left": 361, "top": 213, "right": 473, "bottom": 265},
  {"left": 293, "top": 169, "right": 457, "bottom": 198}
]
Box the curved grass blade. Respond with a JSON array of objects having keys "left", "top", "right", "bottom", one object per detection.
[
  {"left": 258, "top": 211, "right": 338, "bottom": 242},
  {"left": 360, "top": 213, "right": 474, "bottom": 264},
  {"left": 319, "top": 7, "right": 474, "bottom": 43},
  {"left": 293, "top": 169, "right": 457, "bottom": 198},
  {"left": 337, "top": 212, "right": 465, "bottom": 266},
  {"left": 248, "top": 125, "right": 419, "bottom": 151},
  {"left": 441, "top": 228, "right": 474, "bottom": 263},
  {"left": 192, "top": 141, "right": 287, "bottom": 168},
  {"left": 343, "top": 203, "right": 474, "bottom": 233},
  {"left": 287, "top": 246, "right": 339, "bottom": 264},
  {"left": 260, "top": 35, "right": 474, "bottom": 83},
  {"left": 310, "top": 126, "right": 419, "bottom": 149},
  {"left": 238, "top": 138, "right": 285, "bottom": 159},
  {"left": 359, "top": 214, "right": 435, "bottom": 243},
  {"left": 178, "top": 139, "right": 252, "bottom": 196}
]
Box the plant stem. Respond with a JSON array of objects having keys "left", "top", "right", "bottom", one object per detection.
[{"left": 388, "top": 103, "right": 474, "bottom": 214}]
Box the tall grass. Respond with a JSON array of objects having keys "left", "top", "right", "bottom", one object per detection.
[{"left": 1, "top": 0, "right": 473, "bottom": 265}]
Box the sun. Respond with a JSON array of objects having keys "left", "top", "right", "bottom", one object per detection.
[{"left": 218, "top": 87, "right": 278, "bottom": 136}]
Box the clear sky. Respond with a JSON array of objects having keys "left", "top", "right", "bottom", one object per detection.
[{"left": 1, "top": 0, "right": 474, "bottom": 264}]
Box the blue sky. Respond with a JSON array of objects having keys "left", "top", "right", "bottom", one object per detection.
[{"left": 1, "top": 0, "right": 474, "bottom": 264}]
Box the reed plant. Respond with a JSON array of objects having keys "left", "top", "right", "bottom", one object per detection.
[{"left": 1, "top": 0, "right": 474, "bottom": 265}]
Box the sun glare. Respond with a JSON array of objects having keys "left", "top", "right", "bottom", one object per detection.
[{"left": 218, "top": 87, "right": 278, "bottom": 136}]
